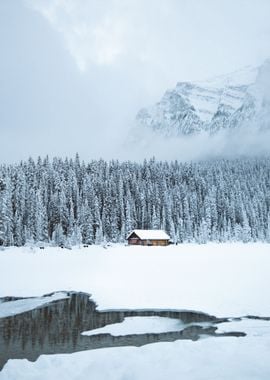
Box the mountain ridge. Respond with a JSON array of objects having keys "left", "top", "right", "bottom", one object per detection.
[{"left": 135, "top": 62, "right": 270, "bottom": 137}]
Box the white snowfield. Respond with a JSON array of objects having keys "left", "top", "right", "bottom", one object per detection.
[
  {"left": 82, "top": 316, "right": 185, "bottom": 337},
  {"left": 0, "top": 243, "right": 269, "bottom": 317},
  {"left": 1, "top": 330, "right": 270, "bottom": 380},
  {"left": 1, "top": 243, "right": 270, "bottom": 380}
]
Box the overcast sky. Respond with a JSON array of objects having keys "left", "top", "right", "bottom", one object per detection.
[{"left": 1, "top": 0, "right": 270, "bottom": 162}]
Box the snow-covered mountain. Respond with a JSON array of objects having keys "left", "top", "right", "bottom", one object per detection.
[{"left": 135, "top": 62, "right": 270, "bottom": 137}]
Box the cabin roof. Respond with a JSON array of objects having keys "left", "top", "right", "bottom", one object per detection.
[{"left": 127, "top": 229, "right": 170, "bottom": 240}]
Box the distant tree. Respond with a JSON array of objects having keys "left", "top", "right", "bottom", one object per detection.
[
  {"left": 0, "top": 179, "right": 6, "bottom": 245},
  {"left": 52, "top": 224, "right": 65, "bottom": 246}
]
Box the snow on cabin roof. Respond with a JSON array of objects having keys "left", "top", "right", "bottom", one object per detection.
[{"left": 127, "top": 230, "right": 170, "bottom": 240}]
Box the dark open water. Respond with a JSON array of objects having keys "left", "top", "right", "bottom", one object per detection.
[{"left": 0, "top": 292, "right": 245, "bottom": 370}]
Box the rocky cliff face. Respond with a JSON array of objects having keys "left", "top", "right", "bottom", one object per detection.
[{"left": 135, "top": 63, "right": 270, "bottom": 137}]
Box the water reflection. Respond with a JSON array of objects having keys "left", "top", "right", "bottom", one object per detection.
[{"left": 0, "top": 292, "right": 244, "bottom": 370}]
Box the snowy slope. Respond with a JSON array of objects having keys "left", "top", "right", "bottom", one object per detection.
[{"left": 135, "top": 63, "right": 270, "bottom": 137}]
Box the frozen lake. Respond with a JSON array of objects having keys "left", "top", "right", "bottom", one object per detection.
[
  {"left": 0, "top": 291, "right": 245, "bottom": 370},
  {"left": 0, "top": 243, "right": 270, "bottom": 379}
]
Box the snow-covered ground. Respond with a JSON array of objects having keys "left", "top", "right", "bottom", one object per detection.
[
  {"left": 1, "top": 243, "right": 270, "bottom": 379},
  {"left": 0, "top": 243, "right": 269, "bottom": 317},
  {"left": 82, "top": 316, "right": 185, "bottom": 336},
  {"left": 1, "top": 325, "right": 270, "bottom": 380},
  {"left": 0, "top": 292, "right": 68, "bottom": 318},
  {"left": 217, "top": 318, "right": 270, "bottom": 337}
]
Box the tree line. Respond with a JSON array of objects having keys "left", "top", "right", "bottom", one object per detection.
[{"left": 0, "top": 155, "right": 270, "bottom": 246}]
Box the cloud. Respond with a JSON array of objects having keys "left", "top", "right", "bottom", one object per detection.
[
  {"left": 25, "top": 0, "right": 270, "bottom": 81},
  {"left": 1, "top": 0, "right": 269, "bottom": 163},
  {"left": 120, "top": 124, "right": 270, "bottom": 162},
  {"left": 25, "top": 0, "right": 139, "bottom": 70}
]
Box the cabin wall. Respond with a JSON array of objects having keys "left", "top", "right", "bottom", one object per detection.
[
  {"left": 128, "top": 239, "right": 169, "bottom": 246},
  {"left": 150, "top": 240, "right": 169, "bottom": 246},
  {"left": 128, "top": 238, "right": 140, "bottom": 245}
]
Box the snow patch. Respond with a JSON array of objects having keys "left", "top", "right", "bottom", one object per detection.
[
  {"left": 0, "top": 292, "right": 69, "bottom": 318},
  {"left": 82, "top": 316, "right": 184, "bottom": 336},
  {"left": 217, "top": 318, "right": 270, "bottom": 337}
]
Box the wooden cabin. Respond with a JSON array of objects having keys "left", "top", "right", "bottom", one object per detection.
[{"left": 127, "top": 230, "right": 170, "bottom": 246}]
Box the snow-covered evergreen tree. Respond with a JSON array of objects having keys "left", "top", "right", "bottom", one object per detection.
[{"left": 0, "top": 156, "right": 269, "bottom": 246}]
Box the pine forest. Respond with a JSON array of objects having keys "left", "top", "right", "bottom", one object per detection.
[{"left": 0, "top": 155, "right": 270, "bottom": 246}]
